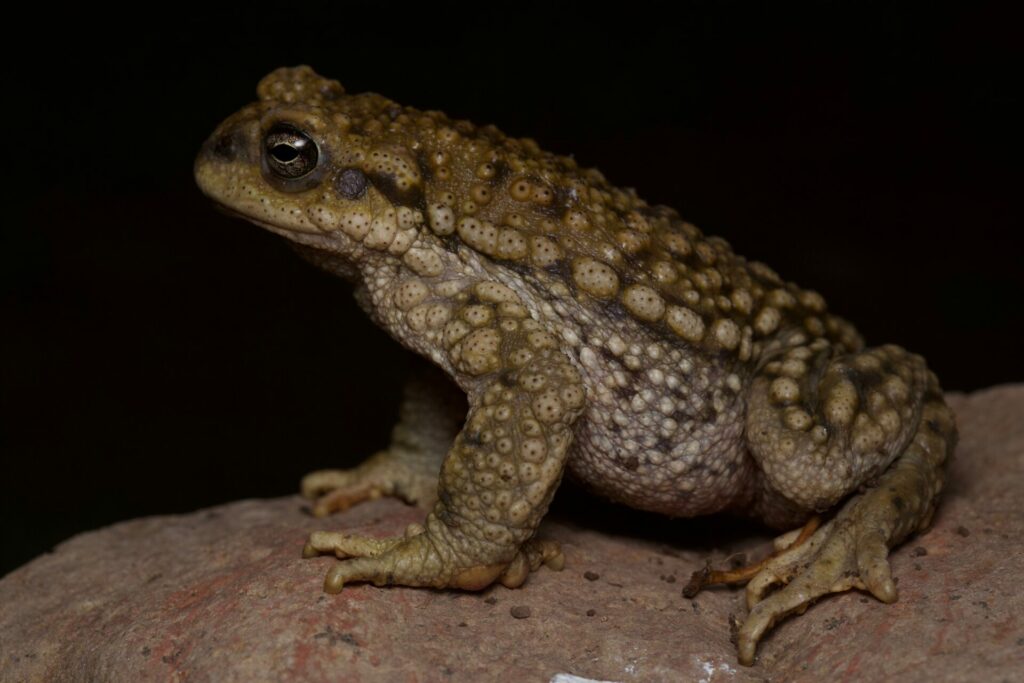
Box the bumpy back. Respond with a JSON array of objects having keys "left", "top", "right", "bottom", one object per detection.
[{"left": 260, "top": 66, "right": 863, "bottom": 364}]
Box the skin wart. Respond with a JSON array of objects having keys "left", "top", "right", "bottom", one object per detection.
[{"left": 195, "top": 66, "right": 957, "bottom": 665}]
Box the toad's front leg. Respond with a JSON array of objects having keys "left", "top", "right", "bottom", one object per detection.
[{"left": 303, "top": 300, "right": 585, "bottom": 592}]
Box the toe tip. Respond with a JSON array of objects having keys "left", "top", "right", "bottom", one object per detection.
[
  {"left": 872, "top": 578, "right": 898, "bottom": 603},
  {"left": 324, "top": 566, "right": 346, "bottom": 594},
  {"left": 737, "top": 640, "right": 756, "bottom": 666},
  {"left": 544, "top": 550, "right": 566, "bottom": 572}
]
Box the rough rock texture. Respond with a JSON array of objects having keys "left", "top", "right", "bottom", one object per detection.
[{"left": 2, "top": 386, "right": 1021, "bottom": 683}]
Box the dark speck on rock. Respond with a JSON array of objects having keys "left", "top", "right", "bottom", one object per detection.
[
  {"left": 728, "top": 614, "right": 742, "bottom": 646},
  {"left": 510, "top": 605, "right": 531, "bottom": 619},
  {"left": 911, "top": 546, "right": 928, "bottom": 557},
  {"left": 584, "top": 571, "right": 600, "bottom": 581},
  {"left": 457, "top": 621, "right": 468, "bottom": 627},
  {"left": 665, "top": 574, "right": 677, "bottom": 584},
  {"left": 314, "top": 626, "right": 358, "bottom": 647},
  {"left": 484, "top": 596, "right": 498, "bottom": 605},
  {"left": 824, "top": 617, "right": 845, "bottom": 631},
  {"left": 956, "top": 526, "right": 971, "bottom": 537},
  {"left": 586, "top": 609, "right": 596, "bottom": 617}
]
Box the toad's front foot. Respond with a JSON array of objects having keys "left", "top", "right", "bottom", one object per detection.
[
  {"left": 300, "top": 364, "right": 464, "bottom": 517},
  {"left": 301, "top": 450, "right": 438, "bottom": 517},
  {"left": 302, "top": 520, "right": 564, "bottom": 592}
]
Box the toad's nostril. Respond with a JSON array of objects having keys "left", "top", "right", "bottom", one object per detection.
[{"left": 211, "top": 132, "right": 238, "bottom": 161}]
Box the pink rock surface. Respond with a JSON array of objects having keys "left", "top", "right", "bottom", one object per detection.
[{"left": 2, "top": 386, "right": 1021, "bottom": 682}]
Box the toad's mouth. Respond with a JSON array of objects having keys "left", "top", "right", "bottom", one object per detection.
[
  {"left": 211, "top": 202, "right": 284, "bottom": 234},
  {"left": 207, "top": 200, "right": 338, "bottom": 250},
  {"left": 212, "top": 201, "right": 264, "bottom": 226}
]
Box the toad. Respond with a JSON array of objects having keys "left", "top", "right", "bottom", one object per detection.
[{"left": 195, "top": 66, "right": 956, "bottom": 664}]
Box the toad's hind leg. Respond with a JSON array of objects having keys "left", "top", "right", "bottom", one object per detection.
[
  {"left": 735, "top": 343, "right": 956, "bottom": 665},
  {"left": 301, "top": 363, "right": 465, "bottom": 517}
]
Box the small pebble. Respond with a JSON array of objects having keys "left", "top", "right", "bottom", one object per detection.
[
  {"left": 911, "top": 546, "right": 928, "bottom": 557},
  {"left": 586, "top": 609, "right": 596, "bottom": 617},
  {"left": 510, "top": 605, "right": 531, "bottom": 619},
  {"left": 955, "top": 526, "right": 971, "bottom": 537},
  {"left": 584, "top": 571, "right": 600, "bottom": 581}
]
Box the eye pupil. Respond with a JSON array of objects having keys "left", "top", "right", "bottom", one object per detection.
[{"left": 271, "top": 143, "right": 299, "bottom": 163}]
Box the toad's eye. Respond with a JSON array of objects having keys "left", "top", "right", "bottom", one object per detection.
[{"left": 263, "top": 124, "right": 319, "bottom": 179}]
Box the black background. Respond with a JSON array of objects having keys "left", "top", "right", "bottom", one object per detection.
[{"left": 3, "top": 4, "right": 1020, "bottom": 576}]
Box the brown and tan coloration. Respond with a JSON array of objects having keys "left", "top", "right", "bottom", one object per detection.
[{"left": 195, "top": 66, "right": 957, "bottom": 665}]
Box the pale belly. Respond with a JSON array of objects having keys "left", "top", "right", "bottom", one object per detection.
[{"left": 563, "top": 337, "right": 758, "bottom": 517}]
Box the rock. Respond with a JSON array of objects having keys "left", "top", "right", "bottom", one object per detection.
[{"left": 2, "top": 386, "right": 1021, "bottom": 682}]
